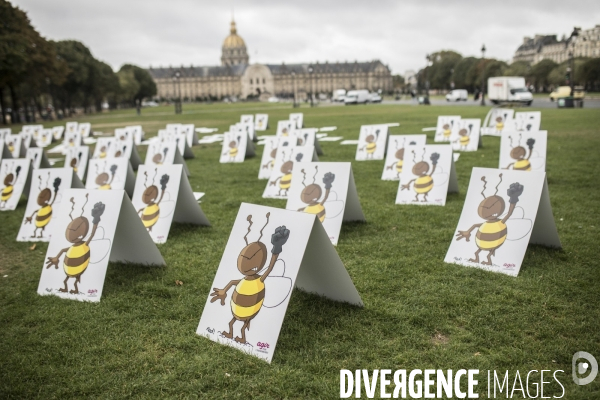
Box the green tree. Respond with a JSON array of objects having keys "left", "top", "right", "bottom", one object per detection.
[
  {"left": 529, "top": 59, "right": 558, "bottom": 92},
  {"left": 503, "top": 61, "right": 530, "bottom": 78},
  {"left": 579, "top": 58, "right": 600, "bottom": 90},
  {"left": 117, "top": 68, "right": 140, "bottom": 105},
  {"left": 452, "top": 57, "right": 478, "bottom": 91},
  {"left": 118, "top": 64, "right": 157, "bottom": 106},
  {"left": 427, "top": 50, "right": 463, "bottom": 90}
]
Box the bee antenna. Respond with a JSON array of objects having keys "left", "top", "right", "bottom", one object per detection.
[
  {"left": 152, "top": 168, "right": 158, "bottom": 184},
  {"left": 421, "top": 148, "right": 426, "bottom": 161},
  {"left": 518, "top": 133, "right": 522, "bottom": 146},
  {"left": 481, "top": 176, "right": 488, "bottom": 199},
  {"left": 258, "top": 212, "right": 270, "bottom": 242},
  {"left": 143, "top": 171, "right": 148, "bottom": 188},
  {"left": 81, "top": 193, "right": 89, "bottom": 216},
  {"left": 412, "top": 150, "right": 416, "bottom": 163},
  {"left": 38, "top": 174, "right": 42, "bottom": 191},
  {"left": 509, "top": 135, "right": 514, "bottom": 148},
  {"left": 244, "top": 215, "right": 253, "bottom": 245},
  {"left": 69, "top": 197, "right": 75, "bottom": 220},
  {"left": 495, "top": 173, "right": 503, "bottom": 196},
  {"left": 45, "top": 171, "right": 50, "bottom": 187},
  {"left": 301, "top": 169, "right": 307, "bottom": 187},
  {"left": 95, "top": 163, "right": 99, "bottom": 175},
  {"left": 313, "top": 165, "right": 318, "bottom": 184}
]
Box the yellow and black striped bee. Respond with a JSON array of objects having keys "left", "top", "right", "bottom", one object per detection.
[
  {"left": 210, "top": 212, "right": 290, "bottom": 344},
  {"left": 269, "top": 152, "right": 304, "bottom": 197},
  {"left": 359, "top": 128, "right": 380, "bottom": 159},
  {"left": 137, "top": 169, "right": 170, "bottom": 232},
  {"left": 45, "top": 194, "right": 106, "bottom": 294},
  {"left": 152, "top": 146, "right": 169, "bottom": 165},
  {"left": 386, "top": 138, "right": 417, "bottom": 178},
  {"left": 69, "top": 151, "right": 83, "bottom": 173},
  {"left": 24, "top": 173, "right": 61, "bottom": 238},
  {"left": 400, "top": 150, "right": 441, "bottom": 202},
  {"left": 455, "top": 173, "right": 525, "bottom": 266},
  {"left": 1, "top": 163, "right": 21, "bottom": 209},
  {"left": 222, "top": 134, "right": 241, "bottom": 161},
  {"left": 453, "top": 127, "right": 472, "bottom": 150},
  {"left": 442, "top": 123, "right": 452, "bottom": 140},
  {"left": 504, "top": 134, "right": 536, "bottom": 171},
  {"left": 296, "top": 166, "right": 337, "bottom": 222},
  {"left": 94, "top": 163, "right": 118, "bottom": 190}
]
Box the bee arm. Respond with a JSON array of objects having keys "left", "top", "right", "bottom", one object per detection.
[
  {"left": 429, "top": 163, "right": 437, "bottom": 177},
  {"left": 50, "top": 189, "right": 59, "bottom": 206},
  {"left": 501, "top": 203, "right": 517, "bottom": 224},
  {"left": 505, "top": 163, "right": 514, "bottom": 170},
  {"left": 137, "top": 207, "right": 144, "bottom": 215},
  {"left": 260, "top": 253, "right": 279, "bottom": 283},
  {"left": 157, "top": 189, "right": 166, "bottom": 205},
  {"left": 85, "top": 223, "right": 100, "bottom": 246},
  {"left": 402, "top": 179, "right": 415, "bottom": 189},
  {"left": 27, "top": 209, "right": 39, "bottom": 220},
  {"left": 48, "top": 247, "right": 69, "bottom": 266},
  {"left": 297, "top": 206, "right": 306, "bottom": 211},
  {"left": 320, "top": 187, "right": 331, "bottom": 206},
  {"left": 220, "top": 279, "right": 241, "bottom": 294},
  {"left": 464, "top": 223, "right": 482, "bottom": 234},
  {"left": 269, "top": 176, "right": 281, "bottom": 186}
]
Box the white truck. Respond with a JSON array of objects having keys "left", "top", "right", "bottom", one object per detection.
[
  {"left": 487, "top": 77, "right": 533, "bottom": 106},
  {"left": 445, "top": 89, "right": 468, "bottom": 101},
  {"left": 344, "top": 90, "right": 370, "bottom": 105},
  {"left": 332, "top": 89, "right": 346, "bottom": 102}
]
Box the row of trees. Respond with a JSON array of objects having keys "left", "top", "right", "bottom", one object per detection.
[
  {"left": 405, "top": 50, "right": 600, "bottom": 93},
  {"left": 0, "top": 0, "right": 156, "bottom": 125}
]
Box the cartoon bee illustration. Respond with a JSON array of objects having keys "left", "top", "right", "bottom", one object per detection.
[
  {"left": 269, "top": 152, "right": 304, "bottom": 197},
  {"left": 296, "top": 132, "right": 309, "bottom": 146},
  {"left": 137, "top": 169, "right": 173, "bottom": 232},
  {"left": 452, "top": 123, "right": 474, "bottom": 151},
  {"left": 45, "top": 194, "right": 110, "bottom": 294},
  {"left": 359, "top": 128, "right": 380, "bottom": 159},
  {"left": 114, "top": 145, "right": 127, "bottom": 158},
  {"left": 152, "top": 146, "right": 169, "bottom": 165},
  {"left": 94, "top": 163, "right": 118, "bottom": 190},
  {"left": 504, "top": 134, "right": 538, "bottom": 171},
  {"left": 7, "top": 140, "right": 15, "bottom": 154},
  {"left": 455, "top": 173, "right": 531, "bottom": 266},
  {"left": 386, "top": 138, "right": 416, "bottom": 178},
  {"left": 98, "top": 142, "right": 110, "bottom": 159},
  {"left": 210, "top": 212, "right": 291, "bottom": 344},
  {"left": 24, "top": 173, "right": 61, "bottom": 238},
  {"left": 222, "top": 134, "right": 241, "bottom": 161},
  {"left": 400, "top": 150, "right": 447, "bottom": 202},
  {"left": 296, "top": 166, "right": 343, "bottom": 223},
  {"left": 1, "top": 163, "right": 21, "bottom": 209},
  {"left": 257, "top": 117, "right": 265, "bottom": 129},
  {"left": 69, "top": 151, "right": 84, "bottom": 173},
  {"left": 442, "top": 122, "right": 453, "bottom": 141},
  {"left": 261, "top": 139, "right": 290, "bottom": 172},
  {"left": 281, "top": 127, "right": 289, "bottom": 137},
  {"left": 68, "top": 136, "right": 76, "bottom": 147}
]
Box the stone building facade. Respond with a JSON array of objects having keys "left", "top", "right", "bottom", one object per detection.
[
  {"left": 512, "top": 24, "right": 600, "bottom": 65},
  {"left": 148, "top": 20, "right": 393, "bottom": 100}
]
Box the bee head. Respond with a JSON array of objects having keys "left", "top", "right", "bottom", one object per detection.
[
  {"left": 270, "top": 148, "right": 277, "bottom": 158},
  {"left": 496, "top": 116, "right": 503, "bottom": 122},
  {"left": 238, "top": 213, "right": 270, "bottom": 275},
  {"left": 412, "top": 161, "right": 429, "bottom": 176},
  {"left": 4, "top": 174, "right": 13, "bottom": 185},
  {"left": 301, "top": 184, "right": 322, "bottom": 204},
  {"left": 95, "top": 172, "right": 109, "bottom": 185},
  {"left": 395, "top": 148, "right": 405, "bottom": 160},
  {"left": 143, "top": 186, "right": 159, "bottom": 204},
  {"left": 443, "top": 123, "right": 450, "bottom": 130},
  {"left": 37, "top": 188, "right": 52, "bottom": 206},
  {"left": 281, "top": 160, "right": 293, "bottom": 173},
  {"left": 459, "top": 128, "right": 468, "bottom": 137},
  {"left": 366, "top": 134, "right": 375, "bottom": 143},
  {"left": 478, "top": 196, "right": 505, "bottom": 220},
  {"left": 69, "top": 157, "right": 78, "bottom": 168},
  {"left": 229, "top": 140, "right": 237, "bottom": 148},
  {"left": 510, "top": 146, "right": 526, "bottom": 160},
  {"left": 66, "top": 217, "right": 90, "bottom": 243},
  {"left": 152, "top": 153, "right": 163, "bottom": 163}
]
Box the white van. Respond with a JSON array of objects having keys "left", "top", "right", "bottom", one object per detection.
[
  {"left": 344, "top": 90, "right": 370, "bottom": 105},
  {"left": 487, "top": 77, "right": 533, "bottom": 106},
  {"left": 445, "top": 89, "right": 468, "bottom": 101},
  {"left": 332, "top": 89, "right": 346, "bottom": 102}
]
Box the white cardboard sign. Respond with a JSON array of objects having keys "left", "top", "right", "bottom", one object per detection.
[
  {"left": 512, "top": 112, "right": 541, "bottom": 132},
  {"left": 17, "top": 168, "right": 84, "bottom": 242},
  {"left": 289, "top": 113, "right": 303, "bottom": 129},
  {"left": 482, "top": 109, "right": 515, "bottom": 136},
  {"left": 36, "top": 129, "right": 53, "bottom": 148},
  {"left": 131, "top": 165, "right": 210, "bottom": 244},
  {"left": 355, "top": 125, "right": 389, "bottom": 161},
  {"left": 65, "top": 146, "right": 90, "bottom": 181},
  {"left": 86, "top": 158, "right": 135, "bottom": 196},
  {"left": 181, "top": 124, "right": 198, "bottom": 147},
  {"left": 52, "top": 126, "right": 65, "bottom": 141},
  {"left": 292, "top": 128, "right": 323, "bottom": 155},
  {"left": 145, "top": 141, "right": 190, "bottom": 176},
  {"left": 220, "top": 131, "right": 255, "bottom": 163},
  {"left": 381, "top": 135, "right": 427, "bottom": 181},
  {"left": 196, "top": 203, "right": 363, "bottom": 363},
  {"left": 92, "top": 138, "right": 116, "bottom": 159},
  {"left": 37, "top": 189, "right": 165, "bottom": 302},
  {"left": 434, "top": 115, "right": 461, "bottom": 142},
  {"left": 444, "top": 167, "right": 561, "bottom": 276},
  {"left": 79, "top": 122, "right": 91, "bottom": 137},
  {"left": 0, "top": 128, "right": 10, "bottom": 140},
  {"left": 125, "top": 125, "right": 144, "bottom": 145},
  {"left": 0, "top": 139, "right": 12, "bottom": 162},
  {"left": 450, "top": 118, "right": 482, "bottom": 151},
  {"left": 241, "top": 114, "right": 253, "bottom": 124},
  {"left": 111, "top": 136, "right": 142, "bottom": 170},
  {"left": 6, "top": 135, "right": 26, "bottom": 158},
  {"left": 285, "top": 162, "right": 365, "bottom": 245},
  {"left": 158, "top": 130, "right": 194, "bottom": 159},
  {"left": 0, "top": 158, "right": 32, "bottom": 211},
  {"left": 26, "top": 148, "right": 51, "bottom": 169},
  {"left": 276, "top": 120, "right": 294, "bottom": 137},
  {"left": 258, "top": 137, "right": 296, "bottom": 180},
  {"left": 65, "top": 122, "right": 78, "bottom": 137},
  {"left": 499, "top": 131, "right": 547, "bottom": 172},
  {"left": 64, "top": 131, "right": 82, "bottom": 149},
  {"left": 262, "top": 146, "right": 317, "bottom": 199},
  {"left": 255, "top": 114, "right": 269, "bottom": 131},
  {"left": 396, "top": 145, "right": 458, "bottom": 206}
]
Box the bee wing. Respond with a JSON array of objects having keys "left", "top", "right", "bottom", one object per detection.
[
  {"left": 529, "top": 157, "right": 545, "bottom": 171},
  {"left": 506, "top": 217, "right": 533, "bottom": 241},
  {"left": 263, "top": 268, "right": 293, "bottom": 309},
  {"left": 89, "top": 227, "right": 111, "bottom": 264},
  {"left": 158, "top": 200, "right": 176, "bottom": 219},
  {"left": 324, "top": 199, "right": 345, "bottom": 220},
  {"left": 433, "top": 168, "right": 449, "bottom": 186}
]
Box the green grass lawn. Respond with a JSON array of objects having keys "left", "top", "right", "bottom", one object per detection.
[{"left": 1, "top": 102, "right": 599, "bottom": 399}]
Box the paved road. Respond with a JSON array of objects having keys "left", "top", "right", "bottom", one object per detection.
[{"left": 381, "top": 98, "right": 600, "bottom": 109}]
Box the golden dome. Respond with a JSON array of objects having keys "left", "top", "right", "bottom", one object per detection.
[{"left": 223, "top": 20, "right": 246, "bottom": 49}]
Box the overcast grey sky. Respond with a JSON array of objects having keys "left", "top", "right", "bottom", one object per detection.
[{"left": 11, "top": 0, "right": 600, "bottom": 74}]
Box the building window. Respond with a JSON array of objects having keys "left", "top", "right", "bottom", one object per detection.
[{"left": 250, "top": 78, "right": 253, "bottom": 84}]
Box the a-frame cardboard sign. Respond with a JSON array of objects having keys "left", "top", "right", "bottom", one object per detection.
[
  {"left": 262, "top": 146, "right": 317, "bottom": 199},
  {"left": 0, "top": 139, "right": 13, "bottom": 162},
  {"left": 481, "top": 109, "right": 515, "bottom": 136},
  {"left": 196, "top": 202, "right": 363, "bottom": 363},
  {"left": 0, "top": 158, "right": 32, "bottom": 211},
  {"left": 450, "top": 118, "right": 482, "bottom": 152},
  {"left": 17, "top": 168, "right": 84, "bottom": 242},
  {"left": 85, "top": 157, "right": 135, "bottom": 197},
  {"left": 158, "top": 130, "right": 194, "bottom": 159},
  {"left": 181, "top": 124, "right": 198, "bottom": 147},
  {"left": 65, "top": 121, "right": 78, "bottom": 137},
  {"left": 381, "top": 134, "right": 427, "bottom": 181},
  {"left": 276, "top": 120, "right": 294, "bottom": 137},
  {"left": 237, "top": 121, "right": 257, "bottom": 143},
  {"left": 92, "top": 137, "right": 116, "bottom": 159},
  {"left": 499, "top": 131, "right": 547, "bottom": 172},
  {"left": 220, "top": 131, "right": 255, "bottom": 163},
  {"left": 131, "top": 164, "right": 210, "bottom": 244},
  {"left": 289, "top": 113, "right": 303, "bottom": 129},
  {"left": 259, "top": 137, "right": 286, "bottom": 180},
  {"left": 20, "top": 129, "right": 36, "bottom": 150},
  {"left": 241, "top": 114, "right": 253, "bottom": 124},
  {"left": 434, "top": 115, "right": 461, "bottom": 142},
  {"left": 444, "top": 167, "right": 561, "bottom": 277},
  {"left": 285, "top": 162, "right": 365, "bottom": 245},
  {"left": 65, "top": 146, "right": 90, "bottom": 181},
  {"left": 79, "top": 122, "right": 91, "bottom": 137},
  {"left": 37, "top": 129, "right": 53, "bottom": 148},
  {"left": 6, "top": 135, "right": 26, "bottom": 158},
  {"left": 26, "top": 148, "right": 51, "bottom": 169},
  {"left": 145, "top": 141, "right": 190, "bottom": 176},
  {"left": 37, "top": 189, "right": 166, "bottom": 302},
  {"left": 355, "top": 125, "right": 389, "bottom": 161},
  {"left": 255, "top": 114, "right": 268, "bottom": 131},
  {"left": 64, "top": 130, "right": 82, "bottom": 149},
  {"left": 292, "top": 128, "right": 323, "bottom": 155},
  {"left": 125, "top": 125, "right": 144, "bottom": 145},
  {"left": 396, "top": 144, "right": 458, "bottom": 206},
  {"left": 0, "top": 128, "right": 10, "bottom": 140},
  {"left": 512, "top": 111, "right": 541, "bottom": 132},
  {"left": 52, "top": 126, "right": 65, "bottom": 141},
  {"left": 111, "top": 136, "right": 142, "bottom": 170}
]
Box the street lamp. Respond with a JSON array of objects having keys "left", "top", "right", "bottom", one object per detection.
[
  {"left": 568, "top": 28, "right": 579, "bottom": 95},
  {"left": 480, "top": 44, "right": 486, "bottom": 106},
  {"left": 173, "top": 71, "right": 182, "bottom": 114},
  {"left": 291, "top": 71, "right": 298, "bottom": 108},
  {"left": 308, "top": 67, "right": 314, "bottom": 107},
  {"left": 423, "top": 54, "right": 431, "bottom": 105}
]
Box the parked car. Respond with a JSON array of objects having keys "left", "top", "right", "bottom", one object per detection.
[
  {"left": 142, "top": 100, "right": 159, "bottom": 107},
  {"left": 549, "top": 86, "right": 585, "bottom": 101},
  {"left": 344, "top": 90, "right": 369, "bottom": 105},
  {"left": 267, "top": 97, "right": 280, "bottom": 103},
  {"left": 368, "top": 93, "right": 382, "bottom": 103},
  {"left": 445, "top": 89, "right": 468, "bottom": 101},
  {"left": 487, "top": 77, "right": 533, "bottom": 106}
]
